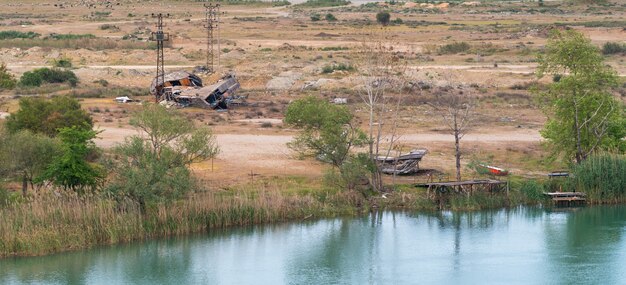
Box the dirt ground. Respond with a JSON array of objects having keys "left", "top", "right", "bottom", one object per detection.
[{"left": 0, "top": 0, "right": 624, "bottom": 183}]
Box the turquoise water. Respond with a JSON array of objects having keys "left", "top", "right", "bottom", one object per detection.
[{"left": 2, "top": 206, "right": 626, "bottom": 284}]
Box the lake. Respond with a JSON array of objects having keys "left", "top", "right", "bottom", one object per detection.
[{"left": 2, "top": 206, "right": 626, "bottom": 284}]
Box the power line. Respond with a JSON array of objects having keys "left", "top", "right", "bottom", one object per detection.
[
  {"left": 150, "top": 13, "right": 170, "bottom": 102},
  {"left": 204, "top": 2, "right": 219, "bottom": 74}
]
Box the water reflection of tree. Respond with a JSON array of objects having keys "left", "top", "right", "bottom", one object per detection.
[
  {"left": 286, "top": 212, "right": 387, "bottom": 284},
  {"left": 0, "top": 249, "right": 93, "bottom": 284},
  {"left": 545, "top": 206, "right": 626, "bottom": 284}
]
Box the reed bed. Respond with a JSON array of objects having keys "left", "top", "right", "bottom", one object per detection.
[
  {"left": 571, "top": 153, "right": 626, "bottom": 203},
  {"left": 0, "top": 181, "right": 363, "bottom": 257}
]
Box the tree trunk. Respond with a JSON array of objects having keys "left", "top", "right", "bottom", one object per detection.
[
  {"left": 22, "top": 174, "right": 28, "bottom": 197},
  {"left": 454, "top": 130, "right": 461, "bottom": 182},
  {"left": 574, "top": 98, "right": 583, "bottom": 164}
]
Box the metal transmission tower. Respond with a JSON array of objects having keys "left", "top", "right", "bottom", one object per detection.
[
  {"left": 150, "top": 13, "right": 170, "bottom": 101},
  {"left": 204, "top": 3, "right": 220, "bottom": 74}
]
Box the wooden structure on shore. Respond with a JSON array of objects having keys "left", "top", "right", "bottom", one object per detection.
[
  {"left": 544, "top": 192, "right": 586, "bottom": 206},
  {"left": 416, "top": 179, "right": 509, "bottom": 207}
]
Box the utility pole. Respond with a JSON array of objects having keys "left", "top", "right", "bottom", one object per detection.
[
  {"left": 204, "top": 2, "right": 219, "bottom": 74},
  {"left": 150, "top": 13, "right": 170, "bottom": 102}
]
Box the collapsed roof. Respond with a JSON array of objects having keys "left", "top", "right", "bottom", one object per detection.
[
  {"left": 176, "top": 74, "right": 240, "bottom": 109},
  {"left": 150, "top": 71, "right": 203, "bottom": 95}
]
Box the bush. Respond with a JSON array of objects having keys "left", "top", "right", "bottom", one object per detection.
[
  {"left": 297, "top": 0, "right": 350, "bottom": 7},
  {"left": 311, "top": 14, "right": 321, "bottom": 21},
  {"left": 0, "top": 31, "right": 39, "bottom": 40},
  {"left": 0, "top": 62, "right": 16, "bottom": 90},
  {"left": 321, "top": 63, "right": 355, "bottom": 74},
  {"left": 51, "top": 57, "right": 73, "bottom": 68},
  {"left": 19, "top": 68, "right": 78, "bottom": 87},
  {"left": 5, "top": 96, "right": 93, "bottom": 137},
  {"left": 325, "top": 13, "right": 337, "bottom": 21},
  {"left": 46, "top": 33, "right": 96, "bottom": 40},
  {"left": 376, "top": 11, "right": 391, "bottom": 26},
  {"left": 602, "top": 42, "right": 626, "bottom": 55},
  {"left": 438, "top": 42, "right": 471, "bottom": 54}
]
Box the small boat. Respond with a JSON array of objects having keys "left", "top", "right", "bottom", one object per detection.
[{"left": 479, "top": 164, "right": 509, "bottom": 176}]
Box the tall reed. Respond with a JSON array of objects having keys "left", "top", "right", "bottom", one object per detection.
[{"left": 571, "top": 153, "right": 626, "bottom": 203}]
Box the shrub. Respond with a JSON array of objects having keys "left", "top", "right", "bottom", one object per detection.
[
  {"left": 376, "top": 11, "right": 391, "bottom": 26},
  {"left": 0, "top": 62, "right": 16, "bottom": 90},
  {"left": 19, "top": 68, "right": 78, "bottom": 87},
  {"left": 321, "top": 63, "right": 355, "bottom": 74},
  {"left": 325, "top": 13, "right": 337, "bottom": 21},
  {"left": 5, "top": 96, "right": 93, "bottom": 137},
  {"left": 311, "top": 14, "right": 321, "bottom": 21},
  {"left": 51, "top": 57, "right": 73, "bottom": 68},
  {"left": 0, "top": 31, "right": 39, "bottom": 40},
  {"left": 602, "top": 42, "right": 626, "bottom": 55},
  {"left": 46, "top": 33, "right": 96, "bottom": 40},
  {"left": 438, "top": 42, "right": 471, "bottom": 54},
  {"left": 297, "top": 0, "right": 350, "bottom": 7}
]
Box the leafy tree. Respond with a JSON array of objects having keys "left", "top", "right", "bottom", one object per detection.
[
  {"left": 0, "top": 62, "right": 16, "bottom": 90},
  {"left": 0, "top": 130, "right": 61, "bottom": 196},
  {"left": 5, "top": 96, "right": 93, "bottom": 137},
  {"left": 535, "top": 29, "right": 624, "bottom": 163},
  {"left": 37, "top": 126, "right": 103, "bottom": 193},
  {"left": 107, "top": 104, "right": 219, "bottom": 210},
  {"left": 284, "top": 96, "right": 367, "bottom": 168},
  {"left": 376, "top": 11, "right": 390, "bottom": 26}
]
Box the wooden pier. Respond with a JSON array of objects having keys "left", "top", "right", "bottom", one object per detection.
[
  {"left": 416, "top": 179, "right": 509, "bottom": 207},
  {"left": 544, "top": 192, "right": 586, "bottom": 206}
]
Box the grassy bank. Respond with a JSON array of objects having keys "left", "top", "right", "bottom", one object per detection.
[{"left": 0, "top": 176, "right": 551, "bottom": 258}]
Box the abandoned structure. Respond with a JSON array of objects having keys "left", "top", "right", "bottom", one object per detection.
[
  {"left": 375, "top": 149, "right": 427, "bottom": 175},
  {"left": 150, "top": 71, "right": 241, "bottom": 109},
  {"left": 149, "top": 71, "right": 203, "bottom": 96}
]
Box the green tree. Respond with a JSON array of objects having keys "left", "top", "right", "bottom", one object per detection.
[
  {"left": 0, "top": 130, "right": 61, "bottom": 196},
  {"left": 376, "top": 11, "right": 390, "bottom": 26},
  {"left": 5, "top": 96, "right": 93, "bottom": 137},
  {"left": 284, "top": 96, "right": 367, "bottom": 168},
  {"left": 0, "top": 62, "right": 16, "bottom": 90},
  {"left": 535, "top": 29, "right": 625, "bottom": 163},
  {"left": 107, "top": 104, "right": 219, "bottom": 210},
  {"left": 37, "top": 126, "right": 103, "bottom": 193},
  {"left": 325, "top": 13, "right": 337, "bottom": 21}
]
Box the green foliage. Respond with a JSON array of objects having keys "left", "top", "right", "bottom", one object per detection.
[
  {"left": 51, "top": 57, "right": 73, "bottom": 68},
  {"left": 535, "top": 29, "right": 624, "bottom": 163},
  {"left": 107, "top": 104, "right": 219, "bottom": 208},
  {"left": 325, "top": 13, "right": 337, "bottom": 21},
  {"left": 47, "top": 33, "right": 96, "bottom": 40},
  {"left": 519, "top": 180, "right": 545, "bottom": 202},
  {"left": 297, "top": 0, "right": 350, "bottom": 7},
  {"left": 376, "top": 11, "right": 391, "bottom": 26},
  {"left": 19, "top": 67, "right": 78, "bottom": 87},
  {"left": 438, "top": 42, "right": 471, "bottom": 54},
  {"left": 325, "top": 153, "right": 376, "bottom": 195},
  {"left": 284, "top": 96, "right": 367, "bottom": 168},
  {"left": 5, "top": 96, "right": 93, "bottom": 137},
  {"left": 571, "top": 153, "right": 626, "bottom": 203},
  {"left": 37, "top": 126, "right": 103, "bottom": 193},
  {"left": 321, "top": 63, "right": 355, "bottom": 74},
  {"left": 0, "top": 130, "right": 61, "bottom": 195},
  {"left": 0, "top": 30, "right": 39, "bottom": 40},
  {"left": 602, "top": 42, "right": 626, "bottom": 55},
  {"left": 0, "top": 62, "right": 16, "bottom": 90},
  {"left": 285, "top": 96, "right": 366, "bottom": 170}
]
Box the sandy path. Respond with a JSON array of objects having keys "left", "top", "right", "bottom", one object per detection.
[{"left": 95, "top": 125, "right": 542, "bottom": 177}]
